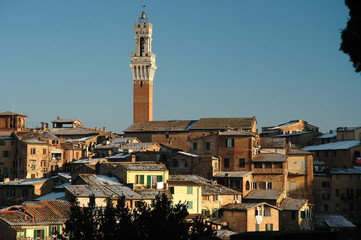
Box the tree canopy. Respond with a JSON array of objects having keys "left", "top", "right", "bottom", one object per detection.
[
  {"left": 340, "top": 0, "right": 361, "bottom": 73},
  {"left": 61, "top": 193, "right": 214, "bottom": 240}
]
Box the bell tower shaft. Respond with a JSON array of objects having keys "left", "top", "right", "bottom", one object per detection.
[{"left": 130, "top": 11, "right": 157, "bottom": 123}]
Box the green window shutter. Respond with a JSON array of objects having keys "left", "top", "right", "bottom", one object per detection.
[
  {"left": 141, "top": 175, "right": 144, "bottom": 184},
  {"left": 187, "top": 201, "right": 193, "bottom": 209},
  {"left": 147, "top": 175, "right": 152, "bottom": 188},
  {"left": 34, "top": 230, "right": 37, "bottom": 239},
  {"left": 255, "top": 224, "right": 259, "bottom": 231},
  {"left": 300, "top": 211, "right": 305, "bottom": 218},
  {"left": 24, "top": 229, "right": 26, "bottom": 238},
  {"left": 57, "top": 225, "right": 60, "bottom": 233},
  {"left": 49, "top": 226, "right": 52, "bottom": 236},
  {"left": 206, "top": 142, "right": 210, "bottom": 150},
  {"left": 158, "top": 175, "right": 163, "bottom": 182},
  {"left": 270, "top": 224, "right": 273, "bottom": 231},
  {"left": 4, "top": 167, "right": 8, "bottom": 177},
  {"left": 42, "top": 230, "right": 45, "bottom": 238},
  {"left": 187, "top": 186, "right": 193, "bottom": 194},
  {"left": 266, "top": 224, "right": 268, "bottom": 231},
  {"left": 193, "top": 142, "right": 197, "bottom": 150},
  {"left": 206, "top": 210, "right": 210, "bottom": 217}
]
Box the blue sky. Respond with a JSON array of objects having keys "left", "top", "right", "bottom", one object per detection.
[{"left": 0, "top": 0, "right": 360, "bottom": 133}]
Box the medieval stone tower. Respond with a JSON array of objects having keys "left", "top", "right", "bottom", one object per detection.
[{"left": 130, "top": 11, "right": 157, "bottom": 123}]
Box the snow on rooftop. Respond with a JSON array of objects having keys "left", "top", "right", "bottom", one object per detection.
[
  {"left": 34, "top": 192, "right": 65, "bottom": 201},
  {"left": 317, "top": 131, "right": 337, "bottom": 139},
  {"left": 178, "top": 151, "right": 199, "bottom": 157},
  {"left": 303, "top": 140, "right": 360, "bottom": 151},
  {"left": 54, "top": 182, "right": 71, "bottom": 189}
]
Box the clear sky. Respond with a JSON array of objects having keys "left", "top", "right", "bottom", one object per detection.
[{"left": 1, "top": 0, "right": 360, "bottom": 134}]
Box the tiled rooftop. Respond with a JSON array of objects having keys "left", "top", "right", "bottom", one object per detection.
[
  {"left": 253, "top": 153, "right": 286, "bottom": 162},
  {"left": 0, "top": 200, "right": 70, "bottom": 227},
  {"left": 303, "top": 140, "right": 360, "bottom": 151},
  {"left": 65, "top": 185, "right": 142, "bottom": 199},
  {"left": 222, "top": 202, "right": 265, "bottom": 210},
  {"left": 280, "top": 198, "right": 307, "bottom": 210},
  {"left": 121, "top": 163, "right": 167, "bottom": 171},
  {"left": 77, "top": 174, "right": 121, "bottom": 185},
  {"left": 124, "top": 120, "right": 197, "bottom": 132},
  {"left": 0, "top": 111, "right": 27, "bottom": 117},
  {"left": 50, "top": 127, "right": 95, "bottom": 136},
  {"left": 213, "top": 171, "right": 252, "bottom": 178},
  {"left": 243, "top": 189, "right": 283, "bottom": 200},
  {"left": 191, "top": 117, "right": 255, "bottom": 130},
  {"left": 260, "top": 138, "right": 285, "bottom": 148}
]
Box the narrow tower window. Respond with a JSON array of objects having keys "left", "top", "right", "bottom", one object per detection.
[
  {"left": 140, "top": 81, "right": 143, "bottom": 87},
  {"left": 140, "top": 37, "right": 145, "bottom": 56}
]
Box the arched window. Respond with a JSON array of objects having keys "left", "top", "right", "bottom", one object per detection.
[
  {"left": 140, "top": 37, "right": 145, "bottom": 56},
  {"left": 245, "top": 180, "right": 250, "bottom": 190}
]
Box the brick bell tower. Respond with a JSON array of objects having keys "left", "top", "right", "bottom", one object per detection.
[{"left": 130, "top": 10, "right": 157, "bottom": 123}]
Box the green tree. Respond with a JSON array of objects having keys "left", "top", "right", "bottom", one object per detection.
[
  {"left": 340, "top": 0, "right": 361, "bottom": 73},
  {"left": 64, "top": 193, "right": 215, "bottom": 240}
]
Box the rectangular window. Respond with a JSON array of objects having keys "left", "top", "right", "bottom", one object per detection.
[
  {"left": 266, "top": 182, "right": 272, "bottom": 189},
  {"left": 336, "top": 175, "right": 340, "bottom": 179},
  {"left": 31, "top": 148, "right": 36, "bottom": 155},
  {"left": 224, "top": 158, "right": 230, "bottom": 168},
  {"left": 335, "top": 189, "right": 339, "bottom": 197},
  {"left": 252, "top": 182, "right": 258, "bottom": 189},
  {"left": 187, "top": 201, "right": 193, "bottom": 209},
  {"left": 346, "top": 189, "right": 354, "bottom": 200},
  {"left": 322, "top": 193, "right": 330, "bottom": 200},
  {"left": 41, "top": 160, "right": 46, "bottom": 167},
  {"left": 187, "top": 186, "right": 193, "bottom": 194},
  {"left": 226, "top": 138, "right": 234, "bottom": 148},
  {"left": 0, "top": 140, "right": 5, "bottom": 146},
  {"left": 291, "top": 211, "right": 296, "bottom": 220},
  {"left": 265, "top": 163, "right": 272, "bottom": 169},
  {"left": 193, "top": 142, "right": 197, "bottom": 150},
  {"left": 300, "top": 211, "right": 306, "bottom": 218},
  {"left": 255, "top": 208, "right": 261, "bottom": 216},
  {"left": 213, "top": 195, "right": 218, "bottom": 201},
  {"left": 265, "top": 223, "right": 273, "bottom": 231},
  {"left": 43, "top": 149, "right": 47, "bottom": 155},
  {"left": 274, "top": 162, "right": 283, "bottom": 168},
  {"left": 255, "top": 224, "right": 259, "bottom": 232},
  {"left": 322, "top": 181, "right": 330, "bottom": 188},
  {"left": 135, "top": 175, "right": 145, "bottom": 184},
  {"left": 263, "top": 207, "right": 271, "bottom": 216},
  {"left": 2, "top": 151, "right": 10, "bottom": 158},
  {"left": 206, "top": 142, "right": 211, "bottom": 150},
  {"left": 170, "top": 187, "right": 174, "bottom": 194},
  {"left": 290, "top": 182, "right": 296, "bottom": 190},
  {"left": 238, "top": 158, "right": 245, "bottom": 168},
  {"left": 254, "top": 163, "right": 262, "bottom": 168}
]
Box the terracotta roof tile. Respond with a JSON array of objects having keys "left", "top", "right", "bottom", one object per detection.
[
  {"left": 124, "top": 120, "right": 197, "bottom": 132},
  {"left": 190, "top": 117, "right": 256, "bottom": 130}
]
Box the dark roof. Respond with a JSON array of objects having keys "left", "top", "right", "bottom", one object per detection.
[
  {"left": 280, "top": 198, "right": 307, "bottom": 210},
  {"left": 253, "top": 153, "right": 286, "bottom": 162},
  {"left": 315, "top": 214, "right": 356, "bottom": 229},
  {"left": 0, "top": 111, "right": 27, "bottom": 117},
  {"left": 260, "top": 138, "right": 285, "bottom": 148},
  {"left": 243, "top": 189, "right": 283, "bottom": 200},
  {"left": 191, "top": 117, "right": 256, "bottom": 130},
  {"left": 124, "top": 120, "right": 197, "bottom": 132},
  {"left": 76, "top": 174, "right": 121, "bottom": 185},
  {"left": 169, "top": 175, "right": 241, "bottom": 195},
  {"left": 303, "top": 140, "right": 360, "bottom": 151}
]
